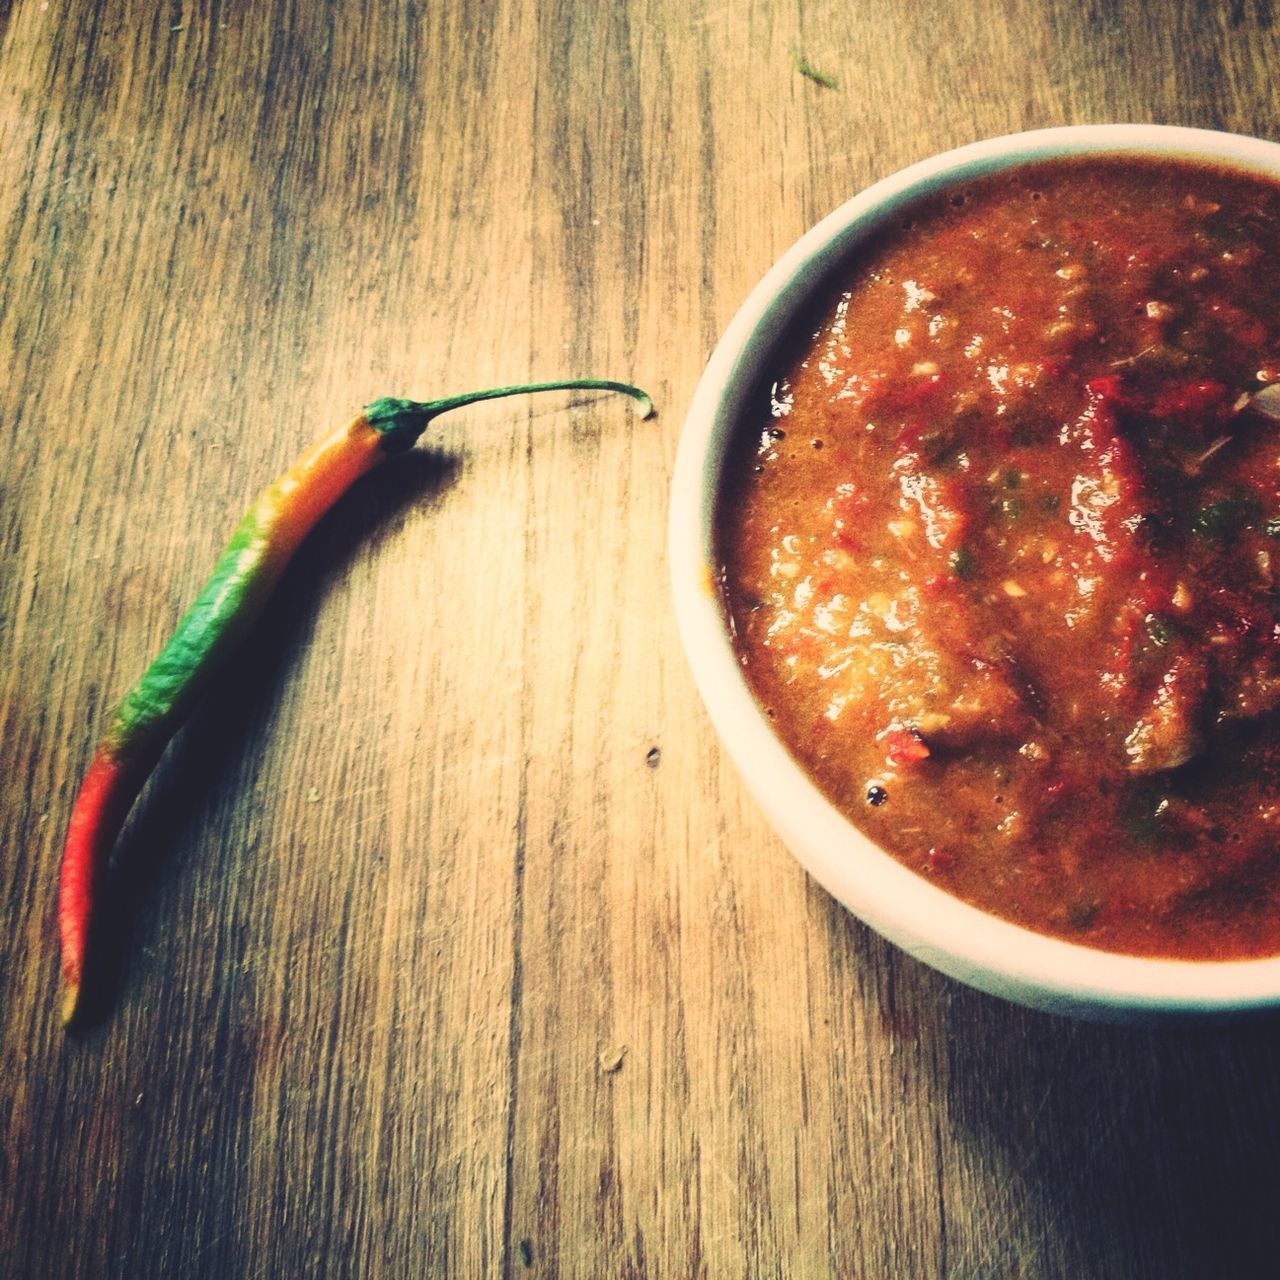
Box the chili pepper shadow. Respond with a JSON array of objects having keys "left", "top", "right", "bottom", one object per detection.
[{"left": 70, "top": 446, "right": 462, "bottom": 1030}]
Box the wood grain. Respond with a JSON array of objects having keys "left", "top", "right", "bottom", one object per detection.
[{"left": 5, "top": 0, "right": 1280, "bottom": 1276}]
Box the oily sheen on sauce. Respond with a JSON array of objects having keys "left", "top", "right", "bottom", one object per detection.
[{"left": 719, "top": 156, "right": 1280, "bottom": 960}]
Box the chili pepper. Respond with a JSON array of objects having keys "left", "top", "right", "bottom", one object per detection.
[{"left": 57, "top": 378, "right": 652, "bottom": 1027}]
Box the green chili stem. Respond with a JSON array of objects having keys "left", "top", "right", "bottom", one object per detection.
[{"left": 366, "top": 379, "right": 654, "bottom": 452}]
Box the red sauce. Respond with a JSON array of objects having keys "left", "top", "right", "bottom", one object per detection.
[{"left": 718, "top": 156, "right": 1280, "bottom": 959}]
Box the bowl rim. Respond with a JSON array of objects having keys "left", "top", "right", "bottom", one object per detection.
[{"left": 669, "top": 123, "right": 1280, "bottom": 1017}]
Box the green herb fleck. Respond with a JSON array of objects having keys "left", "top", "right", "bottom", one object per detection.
[
  {"left": 919, "top": 430, "right": 958, "bottom": 466},
  {"left": 1119, "top": 791, "right": 1168, "bottom": 846},
  {"left": 948, "top": 546, "right": 977, "bottom": 580},
  {"left": 1004, "top": 470, "right": 1022, "bottom": 489},
  {"left": 1191, "top": 492, "right": 1262, "bottom": 540},
  {"left": 1066, "top": 899, "right": 1100, "bottom": 930},
  {"left": 788, "top": 43, "right": 838, "bottom": 89},
  {"left": 1144, "top": 613, "right": 1172, "bottom": 648},
  {"left": 1040, "top": 493, "right": 1061, "bottom": 513},
  {"left": 1266, "top": 517, "right": 1280, "bottom": 538}
]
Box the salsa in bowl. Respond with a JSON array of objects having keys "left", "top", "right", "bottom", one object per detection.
[{"left": 670, "top": 125, "right": 1280, "bottom": 1018}]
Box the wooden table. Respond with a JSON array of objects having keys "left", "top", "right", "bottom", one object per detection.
[{"left": 5, "top": 2, "right": 1280, "bottom": 1275}]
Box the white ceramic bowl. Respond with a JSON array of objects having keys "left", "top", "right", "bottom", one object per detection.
[{"left": 670, "top": 124, "right": 1280, "bottom": 1019}]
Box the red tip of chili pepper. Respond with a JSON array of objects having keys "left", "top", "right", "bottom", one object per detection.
[{"left": 58, "top": 752, "right": 129, "bottom": 1026}]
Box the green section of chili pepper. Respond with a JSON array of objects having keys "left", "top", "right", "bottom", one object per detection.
[
  {"left": 105, "top": 511, "right": 280, "bottom": 758},
  {"left": 58, "top": 378, "right": 653, "bottom": 1027}
]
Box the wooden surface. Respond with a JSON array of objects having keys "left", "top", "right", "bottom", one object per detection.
[{"left": 5, "top": 2, "right": 1280, "bottom": 1276}]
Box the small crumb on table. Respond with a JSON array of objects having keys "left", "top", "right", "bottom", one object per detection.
[{"left": 599, "top": 1045, "right": 628, "bottom": 1074}]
